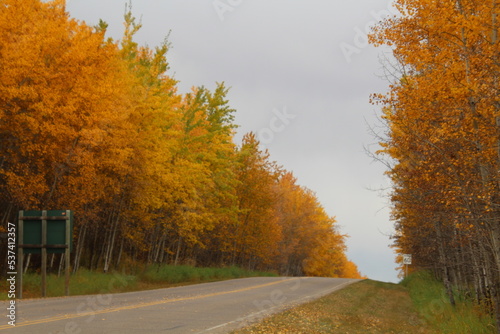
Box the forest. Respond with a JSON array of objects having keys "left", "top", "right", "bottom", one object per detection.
[
  {"left": 0, "top": 0, "right": 363, "bottom": 279},
  {"left": 370, "top": 0, "right": 500, "bottom": 330}
]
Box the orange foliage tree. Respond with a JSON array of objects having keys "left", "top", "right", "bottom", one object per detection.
[
  {"left": 0, "top": 0, "right": 362, "bottom": 280},
  {"left": 370, "top": 0, "right": 500, "bottom": 328}
]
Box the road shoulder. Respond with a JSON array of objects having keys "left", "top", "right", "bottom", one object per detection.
[{"left": 233, "top": 279, "right": 436, "bottom": 333}]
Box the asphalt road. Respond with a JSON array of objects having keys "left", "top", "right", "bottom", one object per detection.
[{"left": 0, "top": 276, "right": 359, "bottom": 333}]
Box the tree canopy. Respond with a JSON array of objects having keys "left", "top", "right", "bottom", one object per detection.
[
  {"left": 370, "top": 0, "right": 500, "bottom": 329},
  {"left": 0, "top": 0, "right": 363, "bottom": 280}
]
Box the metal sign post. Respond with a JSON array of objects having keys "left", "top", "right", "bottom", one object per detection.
[
  {"left": 402, "top": 254, "right": 412, "bottom": 278},
  {"left": 17, "top": 212, "right": 24, "bottom": 300}
]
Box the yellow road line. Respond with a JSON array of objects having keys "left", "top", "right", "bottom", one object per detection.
[{"left": 0, "top": 278, "right": 297, "bottom": 330}]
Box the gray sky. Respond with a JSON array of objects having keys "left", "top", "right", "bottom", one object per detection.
[{"left": 66, "top": 0, "right": 398, "bottom": 282}]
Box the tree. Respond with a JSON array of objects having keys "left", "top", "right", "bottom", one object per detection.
[
  {"left": 0, "top": 0, "right": 362, "bottom": 283},
  {"left": 371, "top": 0, "right": 500, "bottom": 329}
]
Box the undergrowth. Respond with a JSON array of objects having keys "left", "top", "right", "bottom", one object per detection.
[
  {"left": 0, "top": 265, "right": 277, "bottom": 300},
  {"left": 402, "top": 271, "right": 495, "bottom": 334}
]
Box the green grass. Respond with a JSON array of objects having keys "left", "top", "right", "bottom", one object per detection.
[
  {"left": 141, "top": 264, "right": 276, "bottom": 284},
  {"left": 234, "top": 279, "right": 435, "bottom": 334},
  {"left": 234, "top": 272, "right": 497, "bottom": 333},
  {"left": 0, "top": 265, "right": 277, "bottom": 300},
  {"left": 17, "top": 268, "right": 138, "bottom": 298},
  {"left": 402, "top": 271, "right": 496, "bottom": 334}
]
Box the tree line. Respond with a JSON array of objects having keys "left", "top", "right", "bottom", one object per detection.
[
  {"left": 370, "top": 0, "right": 500, "bottom": 331},
  {"left": 0, "top": 0, "right": 363, "bottom": 279}
]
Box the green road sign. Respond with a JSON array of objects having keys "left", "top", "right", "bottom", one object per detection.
[
  {"left": 17, "top": 210, "right": 74, "bottom": 298},
  {"left": 19, "top": 210, "right": 73, "bottom": 254}
]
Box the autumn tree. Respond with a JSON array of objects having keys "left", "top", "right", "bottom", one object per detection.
[
  {"left": 371, "top": 0, "right": 500, "bottom": 330},
  {"left": 0, "top": 0, "right": 132, "bottom": 211},
  {"left": 0, "top": 0, "right": 361, "bottom": 283},
  {"left": 275, "top": 172, "right": 362, "bottom": 278},
  {"left": 226, "top": 133, "right": 282, "bottom": 270}
]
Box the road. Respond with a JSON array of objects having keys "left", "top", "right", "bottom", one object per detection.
[{"left": 0, "top": 276, "right": 359, "bottom": 333}]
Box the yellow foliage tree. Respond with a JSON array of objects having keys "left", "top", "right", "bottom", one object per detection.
[
  {"left": 371, "top": 0, "right": 500, "bottom": 327},
  {"left": 0, "top": 1, "right": 362, "bottom": 282}
]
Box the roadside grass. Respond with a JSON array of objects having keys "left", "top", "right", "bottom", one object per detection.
[
  {"left": 0, "top": 265, "right": 277, "bottom": 300},
  {"left": 234, "top": 279, "right": 434, "bottom": 334},
  {"left": 235, "top": 272, "right": 496, "bottom": 334},
  {"left": 401, "top": 271, "right": 496, "bottom": 334},
  {"left": 141, "top": 264, "right": 276, "bottom": 284}
]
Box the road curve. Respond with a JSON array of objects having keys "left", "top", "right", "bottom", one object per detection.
[{"left": 0, "top": 276, "right": 360, "bottom": 333}]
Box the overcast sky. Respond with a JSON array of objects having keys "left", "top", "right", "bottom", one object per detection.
[{"left": 66, "top": 0, "right": 399, "bottom": 283}]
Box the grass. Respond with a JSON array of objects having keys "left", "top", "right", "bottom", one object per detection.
[
  {"left": 234, "top": 279, "right": 434, "bottom": 334},
  {"left": 234, "top": 273, "right": 497, "bottom": 333},
  {"left": 401, "top": 271, "right": 496, "bottom": 334},
  {"left": 141, "top": 264, "right": 275, "bottom": 284},
  {"left": 0, "top": 265, "right": 277, "bottom": 300}
]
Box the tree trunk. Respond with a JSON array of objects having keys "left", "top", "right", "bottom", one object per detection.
[
  {"left": 73, "top": 223, "right": 87, "bottom": 274},
  {"left": 58, "top": 254, "right": 64, "bottom": 277},
  {"left": 103, "top": 216, "right": 119, "bottom": 273},
  {"left": 434, "top": 221, "right": 456, "bottom": 306},
  {"left": 23, "top": 254, "right": 31, "bottom": 274},
  {"left": 116, "top": 238, "right": 124, "bottom": 269},
  {"left": 174, "top": 237, "right": 182, "bottom": 266}
]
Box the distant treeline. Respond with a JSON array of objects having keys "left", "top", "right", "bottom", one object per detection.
[{"left": 0, "top": 0, "right": 363, "bottom": 279}]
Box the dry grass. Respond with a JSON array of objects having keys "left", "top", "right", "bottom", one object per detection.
[{"left": 234, "top": 279, "right": 437, "bottom": 334}]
